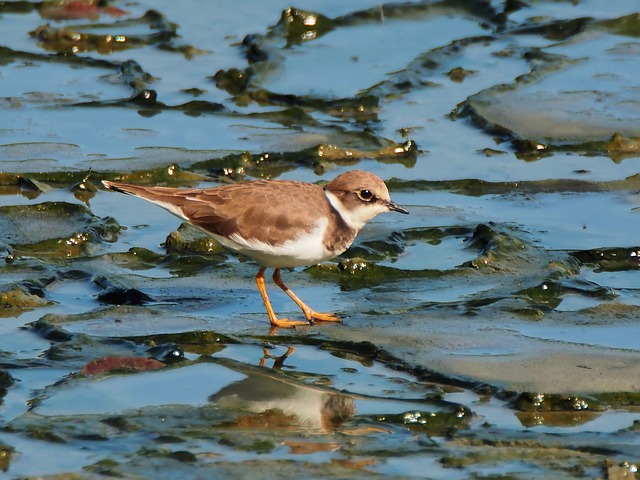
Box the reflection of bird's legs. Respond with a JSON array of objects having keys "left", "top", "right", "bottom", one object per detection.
[
  {"left": 255, "top": 267, "right": 308, "bottom": 328},
  {"left": 272, "top": 268, "right": 341, "bottom": 323},
  {"left": 259, "top": 346, "right": 296, "bottom": 370}
]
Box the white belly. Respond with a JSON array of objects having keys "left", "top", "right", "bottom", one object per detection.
[{"left": 211, "top": 219, "right": 334, "bottom": 268}]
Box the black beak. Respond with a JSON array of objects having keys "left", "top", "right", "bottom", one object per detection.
[{"left": 387, "top": 201, "right": 409, "bottom": 215}]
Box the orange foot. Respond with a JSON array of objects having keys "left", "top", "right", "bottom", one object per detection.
[{"left": 305, "top": 309, "right": 341, "bottom": 323}]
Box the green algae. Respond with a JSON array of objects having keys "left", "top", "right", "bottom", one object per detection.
[
  {"left": 30, "top": 23, "right": 140, "bottom": 54},
  {"left": 101, "top": 247, "right": 166, "bottom": 271},
  {"left": 0, "top": 370, "right": 15, "bottom": 408},
  {"left": 30, "top": 10, "right": 181, "bottom": 55},
  {"left": 572, "top": 247, "right": 640, "bottom": 272},
  {"left": 596, "top": 12, "right": 640, "bottom": 37},
  {"left": 163, "top": 222, "right": 227, "bottom": 256},
  {"left": 508, "top": 392, "right": 605, "bottom": 412},
  {"left": 439, "top": 440, "right": 603, "bottom": 477},
  {"left": 0, "top": 202, "right": 120, "bottom": 259},
  {"left": 371, "top": 407, "right": 471, "bottom": 437},
  {"left": 191, "top": 140, "right": 418, "bottom": 179},
  {"left": 307, "top": 258, "right": 440, "bottom": 290},
  {"left": 0, "top": 285, "right": 51, "bottom": 314},
  {"left": 387, "top": 173, "right": 640, "bottom": 195}
]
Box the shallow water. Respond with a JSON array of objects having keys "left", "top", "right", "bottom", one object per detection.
[{"left": 1, "top": 0, "right": 640, "bottom": 478}]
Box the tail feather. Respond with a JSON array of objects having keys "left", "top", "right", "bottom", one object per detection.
[
  {"left": 102, "top": 180, "right": 135, "bottom": 196},
  {"left": 102, "top": 180, "right": 191, "bottom": 221}
]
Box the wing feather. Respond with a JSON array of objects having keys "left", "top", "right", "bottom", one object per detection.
[{"left": 103, "top": 180, "right": 331, "bottom": 246}]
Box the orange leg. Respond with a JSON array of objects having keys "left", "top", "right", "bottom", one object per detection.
[
  {"left": 272, "top": 268, "right": 341, "bottom": 323},
  {"left": 255, "top": 267, "right": 309, "bottom": 328}
]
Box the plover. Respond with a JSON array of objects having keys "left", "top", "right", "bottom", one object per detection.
[{"left": 103, "top": 170, "right": 408, "bottom": 328}]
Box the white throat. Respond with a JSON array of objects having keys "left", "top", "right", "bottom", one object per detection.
[{"left": 324, "top": 190, "right": 370, "bottom": 231}]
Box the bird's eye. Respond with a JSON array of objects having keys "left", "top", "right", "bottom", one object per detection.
[{"left": 358, "top": 189, "right": 373, "bottom": 201}]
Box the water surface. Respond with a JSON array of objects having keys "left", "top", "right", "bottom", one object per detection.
[{"left": 1, "top": 0, "right": 640, "bottom": 478}]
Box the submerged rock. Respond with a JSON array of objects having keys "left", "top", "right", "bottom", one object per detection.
[
  {"left": 80, "top": 356, "right": 166, "bottom": 376},
  {"left": 0, "top": 284, "right": 50, "bottom": 314},
  {"left": 0, "top": 202, "right": 120, "bottom": 259},
  {"left": 463, "top": 14, "right": 640, "bottom": 160}
]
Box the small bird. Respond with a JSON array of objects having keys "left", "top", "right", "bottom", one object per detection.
[{"left": 103, "top": 170, "right": 408, "bottom": 328}]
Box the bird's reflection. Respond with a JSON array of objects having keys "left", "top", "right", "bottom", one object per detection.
[
  {"left": 259, "top": 346, "right": 295, "bottom": 370},
  {"left": 209, "top": 346, "right": 356, "bottom": 433}
]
